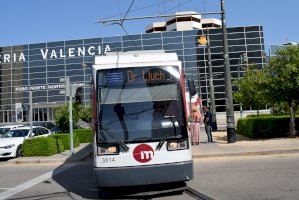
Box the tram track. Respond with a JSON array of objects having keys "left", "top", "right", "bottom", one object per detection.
[{"left": 184, "top": 186, "right": 214, "bottom": 200}]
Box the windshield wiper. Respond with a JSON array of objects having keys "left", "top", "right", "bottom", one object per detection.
[
  {"left": 156, "top": 116, "right": 177, "bottom": 151},
  {"left": 97, "top": 122, "right": 130, "bottom": 152}
]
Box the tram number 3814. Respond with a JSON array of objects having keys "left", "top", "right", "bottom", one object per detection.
[{"left": 101, "top": 157, "right": 115, "bottom": 163}]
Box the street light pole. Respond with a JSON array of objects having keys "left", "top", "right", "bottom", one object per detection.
[
  {"left": 68, "top": 89, "right": 74, "bottom": 155},
  {"left": 29, "top": 91, "right": 33, "bottom": 136},
  {"left": 60, "top": 77, "right": 75, "bottom": 155},
  {"left": 238, "top": 54, "right": 243, "bottom": 118},
  {"left": 221, "top": 0, "right": 236, "bottom": 143},
  {"left": 206, "top": 28, "right": 217, "bottom": 130},
  {"left": 82, "top": 63, "right": 87, "bottom": 107}
]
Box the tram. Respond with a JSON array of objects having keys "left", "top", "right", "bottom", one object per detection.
[{"left": 92, "top": 50, "right": 193, "bottom": 187}]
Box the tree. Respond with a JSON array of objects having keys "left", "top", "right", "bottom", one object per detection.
[
  {"left": 75, "top": 87, "right": 83, "bottom": 104},
  {"left": 263, "top": 45, "right": 299, "bottom": 136},
  {"left": 233, "top": 66, "right": 267, "bottom": 116},
  {"left": 54, "top": 103, "right": 81, "bottom": 132},
  {"left": 79, "top": 104, "right": 92, "bottom": 127}
]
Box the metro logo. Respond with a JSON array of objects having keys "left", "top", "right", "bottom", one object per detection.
[{"left": 133, "top": 144, "right": 154, "bottom": 163}]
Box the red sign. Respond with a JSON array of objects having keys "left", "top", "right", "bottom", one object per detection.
[{"left": 133, "top": 144, "right": 154, "bottom": 163}]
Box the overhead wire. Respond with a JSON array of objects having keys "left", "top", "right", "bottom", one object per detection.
[
  {"left": 120, "top": 0, "right": 135, "bottom": 24},
  {"left": 114, "top": 0, "right": 140, "bottom": 49},
  {"left": 161, "top": 0, "right": 193, "bottom": 14},
  {"left": 103, "top": 0, "right": 177, "bottom": 20},
  {"left": 202, "top": 0, "right": 207, "bottom": 13},
  {"left": 101, "top": 0, "right": 194, "bottom": 50}
]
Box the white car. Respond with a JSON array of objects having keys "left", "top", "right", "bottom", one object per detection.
[
  {"left": 0, "top": 124, "right": 24, "bottom": 137},
  {"left": 0, "top": 126, "right": 52, "bottom": 158}
]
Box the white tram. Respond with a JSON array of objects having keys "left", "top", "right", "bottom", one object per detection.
[{"left": 92, "top": 50, "right": 193, "bottom": 187}]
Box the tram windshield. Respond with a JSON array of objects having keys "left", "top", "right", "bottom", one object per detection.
[{"left": 96, "top": 66, "right": 188, "bottom": 143}]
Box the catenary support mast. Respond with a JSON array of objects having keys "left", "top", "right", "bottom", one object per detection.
[{"left": 221, "top": 0, "right": 236, "bottom": 143}]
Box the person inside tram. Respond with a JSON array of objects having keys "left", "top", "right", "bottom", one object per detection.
[{"left": 151, "top": 102, "right": 166, "bottom": 138}]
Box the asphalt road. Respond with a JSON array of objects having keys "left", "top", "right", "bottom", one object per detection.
[{"left": 0, "top": 153, "right": 298, "bottom": 200}]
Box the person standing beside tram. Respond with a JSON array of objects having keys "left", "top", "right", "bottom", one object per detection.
[
  {"left": 204, "top": 106, "right": 214, "bottom": 143},
  {"left": 189, "top": 106, "right": 202, "bottom": 145}
]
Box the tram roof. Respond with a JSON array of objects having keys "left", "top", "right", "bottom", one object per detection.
[{"left": 93, "top": 50, "right": 180, "bottom": 70}]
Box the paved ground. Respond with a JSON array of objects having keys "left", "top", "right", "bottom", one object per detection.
[
  {"left": 0, "top": 153, "right": 298, "bottom": 200},
  {"left": 5, "top": 126, "right": 299, "bottom": 165},
  {"left": 193, "top": 130, "right": 299, "bottom": 158}
]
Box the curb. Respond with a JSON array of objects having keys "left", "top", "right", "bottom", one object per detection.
[
  {"left": 192, "top": 149, "right": 299, "bottom": 159},
  {"left": 8, "top": 144, "right": 93, "bottom": 165},
  {"left": 10, "top": 158, "right": 66, "bottom": 165},
  {"left": 65, "top": 151, "right": 93, "bottom": 163}
]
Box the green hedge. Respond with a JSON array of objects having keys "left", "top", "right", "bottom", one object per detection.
[
  {"left": 74, "top": 129, "right": 93, "bottom": 143},
  {"left": 246, "top": 114, "right": 272, "bottom": 118},
  {"left": 22, "top": 137, "right": 64, "bottom": 157},
  {"left": 51, "top": 133, "right": 80, "bottom": 150},
  {"left": 22, "top": 129, "right": 92, "bottom": 157},
  {"left": 52, "top": 136, "right": 65, "bottom": 153},
  {"left": 237, "top": 116, "right": 299, "bottom": 139}
]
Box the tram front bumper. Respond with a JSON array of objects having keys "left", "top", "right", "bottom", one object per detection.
[{"left": 94, "top": 160, "right": 193, "bottom": 187}]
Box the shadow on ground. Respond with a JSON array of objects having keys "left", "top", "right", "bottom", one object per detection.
[
  {"left": 213, "top": 131, "right": 251, "bottom": 142},
  {"left": 52, "top": 146, "right": 186, "bottom": 199},
  {"left": 0, "top": 158, "right": 10, "bottom": 162}
]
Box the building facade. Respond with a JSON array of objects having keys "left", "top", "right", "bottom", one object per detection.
[{"left": 0, "top": 25, "right": 265, "bottom": 123}]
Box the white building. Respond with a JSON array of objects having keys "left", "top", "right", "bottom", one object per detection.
[{"left": 145, "top": 11, "right": 222, "bottom": 33}]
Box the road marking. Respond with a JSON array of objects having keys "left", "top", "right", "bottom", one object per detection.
[{"left": 0, "top": 163, "right": 75, "bottom": 200}]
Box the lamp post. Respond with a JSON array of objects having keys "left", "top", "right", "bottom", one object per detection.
[
  {"left": 196, "top": 67, "right": 202, "bottom": 100},
  {"left": 29, "top": 92, "right": 33, "bottom": 136},
  {"left": 82, "top": 63, "right": 87, "bottom": 107},
  {"left": 206, "top": 28, "right": 217, "bottom": 130},
  {"left": 221, "top": 0, "right": 236, "bottom": 143},
  {"left": 52, "top": 102, "right": 56, "bottom": 121},
  {"left": 60, "top": 77, "right": 75, "bottom": 155},
  {"left": 237, "top": 53, "right": 245, "bottom": 118},
  {"left": 34, "top": 103, "right": 39, "bottom": 121}
]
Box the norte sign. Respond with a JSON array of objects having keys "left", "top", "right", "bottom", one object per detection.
[
  {"left": 0, "top": 45, "right": 111, "bottom": 64},
  {"left": 15, "top": 83, "right": 84, "bottom": 92}
]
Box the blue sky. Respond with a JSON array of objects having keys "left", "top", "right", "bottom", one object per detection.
[{"left": 0, "top": 0, "right": 298, "bottom": 47}]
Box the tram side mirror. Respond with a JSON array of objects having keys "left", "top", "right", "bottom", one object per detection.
[{"left": 187, "top": 79, "right": 196, "bottom": 96}]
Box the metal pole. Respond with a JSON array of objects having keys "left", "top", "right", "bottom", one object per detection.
[
  {"left": 29, "top": 91, "right": 33, "bottom": 136},
  {"left": 203, "top": 47, "right": 208, "bottom": 105},
  {"left": 238, "top": 55, "right": 243, "bottom": 118},
  {"left": 221, "top": 0, "right": 236, "bottom": 143},
  {"left": 82, "top": 63, "right": 87, "bottom": 107},
  {"left": 69, "top": 94, "right": 74, "bottom": 155},
  {"left": 196, "top": 69, "right": 202, "bottom": 100},
  {"left": 206, "top": 28, "right": 217, "bottom": 130},
  {"left": 66, "top": 77, "right": 74, "bottom": 155}
]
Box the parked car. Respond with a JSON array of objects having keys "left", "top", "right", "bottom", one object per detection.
[
  {"left": 0, "top": 124, "right": 24, "bottom": 137},
  {"left": 0, "top": 126, "right": 52, "bottom": 158},
  {"left": 23, "top": 121, "right": 61, "bottom": 133}
]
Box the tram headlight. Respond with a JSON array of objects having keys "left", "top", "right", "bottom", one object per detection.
[
  {"left": 167, "top": 139, "right": 188, "bottom": 151},
  {"left": 97, "top": 145, "right": 119, "bottom": 155}
]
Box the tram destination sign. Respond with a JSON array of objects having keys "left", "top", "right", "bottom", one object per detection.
[{"left": 102, "top": 67, "right": 179, "bottom": 86}]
